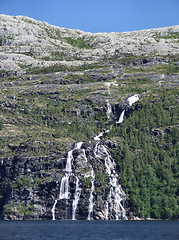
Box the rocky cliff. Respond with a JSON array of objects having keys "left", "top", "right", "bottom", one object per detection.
[{"left": 0, "top": 15, "right": 178, "bottom": 220}]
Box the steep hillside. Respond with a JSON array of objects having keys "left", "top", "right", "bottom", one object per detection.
[{"left": 0, "top": 15, "right": 178, "bottom": 220}]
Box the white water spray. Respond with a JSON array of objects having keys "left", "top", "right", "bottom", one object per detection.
[
  {"left": 72, "top": 177, "right": 81, "bottom": 220},
  {"left": 87, "top": 167, "right": 95, "bottom": 220},
  {"left": 106, "top": 100, "right": 112, "bottom": 119},
  {"left": 127, "top": 94, "right": 140, "bottom": 106},
  {"left": 51, "top": 142, "right": 83, "bottom": 220},
  {"left": 94, "top": 132, "right": 104, "bottom": 141},
  {"left": 117, "top": 110, "right": 125, "bottom": 124},
  {"left": 97, "top": 143, "right": 127, "bottom": 220},
  {"left": 52, "top": 200, "right": 58, "bottom": 220}
]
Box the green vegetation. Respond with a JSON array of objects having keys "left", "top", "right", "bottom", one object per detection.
[
  {"left": 0, "top": 37, "right": 2, "bottom": 46},
  {"left": 64, "top": 36, "right": 92, "bottom": 49},
  {"left": 108, "top": 90, "right": 179, "bottom": 219},
  {"left": 96, "top": 173, "right": 108, "bottom": 186},
  {"left": 3, "top": 203, "right": 34, "bottom": 217},
  {"left": 160, "top": 32, "right": 179, "bottom": 41},
  {"left": 153, "top": 32, "right": 179, "bottom": 43},
  {"left": 11, "top": 175, "right": 32, "bottom": 190},
  {"left": 28, "top": 63, "right": 102, "bottom": 74},
  {"left": 64, "top": 72, "right": 105, "bottom": 84},
  {"left": 29, "top": 64, "right": 72, "bottom": 74},
  {"left": 84, "top": 176, "right": 92, "bottom": 189},
  {"left": 123, "top": 62, "right": 179, "bottom": 75},
  {"left": 11, "top": 175, "right": 45, "bottom": 191}
]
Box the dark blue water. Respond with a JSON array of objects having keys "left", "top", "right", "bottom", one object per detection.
[{"left": 0, "top": 220, "right": 178, "bottom": 240}]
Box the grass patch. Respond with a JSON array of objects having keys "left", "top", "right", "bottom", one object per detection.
[
  {"left": 3, "top": 203, "right": 34, "bottom": 217},
  {"left": 64, "top": 36, "right": 92, "bottom": 49},
  {"left": 28, "top": 63, "right": 103, "bottom": 74},
  {"left": 125, "top": 63, "right": 179, "bottom": 74}
]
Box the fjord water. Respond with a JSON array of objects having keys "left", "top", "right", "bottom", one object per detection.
[{"left": 0, "top": 221, "right": 178, "bottom": 240}]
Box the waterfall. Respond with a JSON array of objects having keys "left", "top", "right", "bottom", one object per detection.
[
  {"left": 117, "top": 110, "right": 125, "bottom": 124},
  {"left": 93, "top": 94, "right": 140, "bottom": 219},
  {"left": 82, "top": 149, "right": 88, "bottom": 162},
  {"left": 99, "top": 144, "right": 127, "bottom": 220},
  {"left": 75, "top": 142, "right": 84, "bottom": 150},
  {"left": 81, "top": 147, "right": 96, "bottom": 220},
  {"left": 94, "top": 132, "right": 104, "bottom": 141},
  {"left": 106, "top": 100, "right": 112, "bottom": 119},
  {"left": 127, "top": 94, "right": 140, "bottom": 106},
  {"left": 59, "top": 175, "right": 69, "bottom": 199},
  {"left": 51, "top": 142, "right": 83, "bottom": 220},
  {"left": 72, "top": 177, "right": 81, "bottom": 220},
  {"left": 52, "top": 199, "right": 58, "bottom": 220},
  {"left": 87, "top": 167, "right": 95, "bottom": 220},
  {"left": 104, "top": 189, "right": 112, "bottom": 220},
  {"left": 51, "top": 94, "right": 140, "bottom": 220},
  {"left": 65, "top": 150, "right": 73, "bottom": 172}
]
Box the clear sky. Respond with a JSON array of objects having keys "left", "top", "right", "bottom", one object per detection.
[{"left": 0, "top": 0, "right": 179, "bottom": 33}]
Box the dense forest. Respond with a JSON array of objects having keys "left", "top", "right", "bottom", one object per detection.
[{"left": 108, "top": 89, "right": 178, "bottom": 219}]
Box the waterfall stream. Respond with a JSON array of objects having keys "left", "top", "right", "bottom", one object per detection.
[
  {"left": 106, "top": 100, "right": 112, "bottom": 119},
  {"left": 94, "top": 142, "right": 127, "bottom": 220},
  {"left": 81, "top": 148, "right": 96, "bottom": 220},
  {"left": 87, "top": 167, "right": 95, "bottom": 220},
  {"left": 52, "top": 199, "right": 58, "bottom": 220},
  {"left": 92, "top": 94, "right": 140, "bottom": 220},
  {"left": 52, "top": 94, "right": 140, "bottom": 220},
  {"left": 117, "top": 110, "right": 125, "bottom": 124},
  {"left": 52, "top": 142, "right": 83, "bottom": 220},
  {"left": 72, "top": 177, "right": 81, "bottom": 220},
  {"left": 127, "top": 94, "right": 140, "bottom": 106}
]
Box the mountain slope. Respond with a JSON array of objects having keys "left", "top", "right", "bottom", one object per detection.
[
  {"left": 0, "top": 15, "right": 178, "bottom": 220},
  {"left": 0, "top": 14, "right": 179, "bottom": 74}
]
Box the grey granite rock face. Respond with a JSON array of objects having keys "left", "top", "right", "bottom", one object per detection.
[{"left": 0, "top": 14, "right": 179, "bottom": 73}]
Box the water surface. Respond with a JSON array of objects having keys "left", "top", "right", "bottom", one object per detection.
[{"left": 0, "top": 220, "right": 178, "bottom": 240}]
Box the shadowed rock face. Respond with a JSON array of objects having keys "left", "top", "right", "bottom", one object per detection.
[{"left": 0, "top": 140, "right": 127, "bottom": 220}]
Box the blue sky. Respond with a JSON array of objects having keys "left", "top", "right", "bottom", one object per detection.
[{"left": 0, "top": 0, "right": 179, "bottom": 33}]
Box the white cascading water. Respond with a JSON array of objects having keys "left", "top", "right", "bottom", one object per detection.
[
  {"left": 52, "top": 94, "right": 140, "bottom": 220},
  {"left": 117, "top": 110, "right": 125, "bottom": 124},
  {"left": 93, "top": 94, "right": 140, "bottom": 220},
  {"left": 87, "top": 167, "right": 95, "bottom": 220},
  {"left": 58, "top": 150, "right": 73, "bottom": 202},
  {"left": 59, "top": 174, "right": 70, "bottom": 199},
  {"left": 106, "top": 99, "right": 112, "bottom": 119},
  {"left": 104, "top": 145, "right": 127, "bottom": 220},
  {"left": 72, "top": 177, "right": 81, "bottom": 220},
  {"left": 52, "top": 199, "right": 58, "bottom": 221},
  {"left": 81, "top": 147, "right": 96, "bottom": 220},
  {"left": 94, "top": 143, "right": 127, "bottom": 220},
  {"left": 65, "top": 150, "right": 73, "bottom": 172},
  {"left": 108, "top": 94, "right": 140, "bottom": 126},
  {"left": 52, "top": 142, "right": 83, "bottom": 220},
  {"left": 94, "top": 132, "right": 104, "bottom": 141},
  {"left": 127, "top": 94, "right": 140, "bottom": 106}
]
